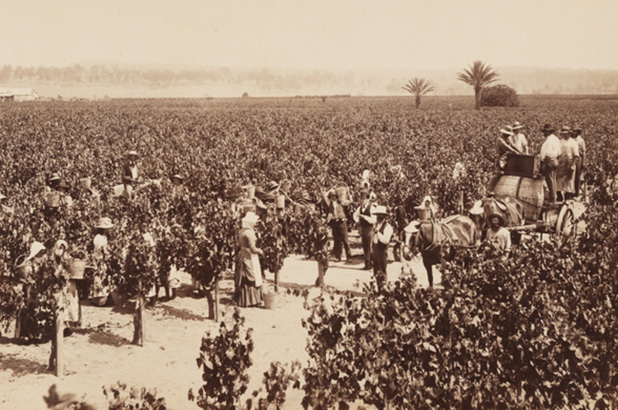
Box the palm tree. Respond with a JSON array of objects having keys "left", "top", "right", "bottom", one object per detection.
[
  {"left": 402, "top": 78, "right": 435, "bottom": 108},
  {"left": 457, "top": 61, "right": 500, "bottom": 110}
]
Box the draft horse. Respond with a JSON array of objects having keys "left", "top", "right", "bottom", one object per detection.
[{"left": 402, "top": 215, "right": 478, "bottom": 287}]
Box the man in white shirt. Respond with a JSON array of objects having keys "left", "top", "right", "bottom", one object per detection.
[
  {"left": 353, "top": 189, "right": 376, "bottom": 269},
  {"left": 510, "top": 121, "right": 529, "bottom": 154},
  {"left": 371, "top": 205, "right": 393, "bottom": 291},
  {"left": 573, "top": 126, "right": 586, "bottom": 197},
  {"left": 485, "top": 214, "right": 511, "bottom": 253},
  {"left": 539, "top": 124, "right": 561, "bottom": 203}
]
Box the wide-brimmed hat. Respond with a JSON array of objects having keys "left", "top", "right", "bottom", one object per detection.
[
  {"left": 0, "top": 193, "right": 6, "bottom": 201},
  {"left": 403, "top": 220, "right": 421, "bottom": 234},
  {"left": 171, "top": 174, "right": 183, "bottom": 182},
  {"left": 512, "top": 121, "right": 524, "bottom": 130},
  {"left": 560, "top": 125, "right": 572, "bottom": 134},
  {"left": 573, "top": 125, "right": 582, "bottom": 132},
  {"left": 267, "top": 181, "right": 279, "bottom": 191},
  {"left": 49, "top": 172, "right": 62, "bottom": 182},
  {"left": 327, "top": 188, "right": 337, "bottom": 198},
  {"left": 95, "top": 217, "right": 114, "bottom": 229},
  {"left": 469, "top": 200, "right": 484, "bottom": 216},
  {"left": 500, "top": 125, "right": 514, "bottom": 136},
  {"left": 489, "top": 213, "right": 505, "bottom": 226},
  {"left": 415, "top": 195, "right": 434, "bottom": 210},
  {"left": 127, "top": 150, "right": 138, "bottom": 158},
  {"left": 242, "top": 211, "right": 259, "bottom": 226},
  {"left": 541, "top": 124, "right": 555, "bottom": 133},
  {"left": 372, "top": 205, "right": 388, "bottom": 216},
  {"left": 25, "top": 241, "right": 46, "bottom": 261}
]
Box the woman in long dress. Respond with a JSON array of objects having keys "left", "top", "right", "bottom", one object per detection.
[{"left": 234, "top": 212, "right": 264, "bottom": 307}]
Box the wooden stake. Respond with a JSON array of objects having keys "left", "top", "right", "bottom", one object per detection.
[
  {"left": 54, "top": 309, "right": 64, "bottom": 378},
  {"left": 274, "top": 270, "right": 279, "bottom": 292},
  {"left": 214, "top": 277, "right": 219, "bottom": 322},
  {"left": 459, "top": 191, "right": 464, "bottom": 214},
  {"left": 133, "top": 293, "right": 145, "bottom": 346}
]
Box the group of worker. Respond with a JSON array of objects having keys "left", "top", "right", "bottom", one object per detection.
[{"left": 489, "top": 122, "right": 585, "bottom": 203}]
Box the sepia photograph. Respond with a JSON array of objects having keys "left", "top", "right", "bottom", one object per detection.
[{"left": 1, "top": 0, "right": 617, "bottom": 408}]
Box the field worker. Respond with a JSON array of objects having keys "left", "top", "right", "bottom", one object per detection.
[
  {"left": 371, "top": 205, "right": 393, "bottom": 291},
  {"left": 572, "top": 126, "right": 586, "bottom": 197},
  {"left": 510, "top": 121, "right": 529, "bottom": 154},
  {"left": 171, "top": 174, "right": 186, "bottom": 197},
  {"left": 91, "top": 217, "right": 114, "bottom": 306},
  {"left": 539, "top": 124, "right": 561, "bottom": 203},
  {"left": 415, "top": 195, "right": 438, "bottom": 222},
  {"left": 122, "top": 150, "right": 140, "bottom": 199},
  {"left": 556, "top": 126, "right": 579, "bottom": 200},
  {"left": 485, "top": 213, "right": 511, "bottom": 253},
  {"left": 234, "top": 211, "right": 264, "bottom": 307},
  {"left": 324, "top": 188, "right": 352, "bottom": 262},
  {"left": 353, "top": 189, "right": 377, "bottom": 270},
  {"left": 487, "top": 126, "right": 522, "bottom": 193}
]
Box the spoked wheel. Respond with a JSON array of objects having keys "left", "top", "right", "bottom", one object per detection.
[{"left": 556, "top": 205, "right": 576, "bottom": 238}]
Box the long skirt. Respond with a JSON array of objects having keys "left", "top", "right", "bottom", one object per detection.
[{"left": 234, "top": 250, "right": 263, "bottom": 307}]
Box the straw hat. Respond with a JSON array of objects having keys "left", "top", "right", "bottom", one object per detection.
[
  {"left": 267, "top": 181, "right": 279, "bottom": 191},
  {"left": 171, "top": 174, "right": 183, "bottom": 183},
  {"left": 560, "top": 125, "right": 572, "bottom": 134},
  {"left": 242, "top": 211, "right": 259, "bottom": 226},
  {"left": 372, "top": 205, "right": 388, "bottom": 216},
  {"left": 0, "top": 193, "right": 6, "bottom": 201},
  {"left": 500, "top": 125, "right": 514, "bottom": 136},
  {"left": 469, "top": 200, "right": 484, "bottom": 216},
  {"left": 25, "top": 241, "right": 46, "bottom": 261},
  {"left": 415, "top": 195, "right": 434, "bottom": 210},
  {"left": 127, "top": 150, "right": 138, "bottom": 158},
  {"left": 403, "top": 220, "right": 421, "bottom": 234},
  {"left": 95, "top": 217, "right": 114, "bottom": 229},
  {"left": 512, "top": 121, "right": 524, "bottom": 130},
  {"left": 49, "top": 172, "right": 62, "bottom": 182},
  {"left": 327, "top": 189, "right": 337, "bottom": 198}
]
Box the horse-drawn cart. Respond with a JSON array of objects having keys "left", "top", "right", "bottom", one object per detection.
[{"left": 489, "top": 154, "right": 577, "bottom": 238}]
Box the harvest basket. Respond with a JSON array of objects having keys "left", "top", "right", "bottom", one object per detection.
[
  {"left": 263, "top": 291, "right": 279, "bottom": 310},
  {"left": 67, "top": 250, "right": 87, "bottom": 279},
  {"left": 80, "top": 177, "right": 92, "bottom": 189},
  {"left": 46, "top": 192, "right": 61, "bottom": 207}
]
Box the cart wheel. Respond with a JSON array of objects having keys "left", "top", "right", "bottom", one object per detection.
[{"left": 556, "top": 206, "right": 576, "bottom": 238}]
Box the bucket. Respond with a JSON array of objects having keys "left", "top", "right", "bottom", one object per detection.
[
  {"left": 276, "top": 194, "right": 286, "bottom": 209},
  {"left": 263, "top": 292, "right": 279, "bottom": 310},
  {"left": 67, "top": 250, "right": 87, "bottom": 279},
  {"left": 46, "top": 192, "right": 61, "bottom": 207},
  {"left": 80, "top": 177, "right": 92, "bottom": 190}
]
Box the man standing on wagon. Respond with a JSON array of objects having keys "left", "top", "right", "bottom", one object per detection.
[{"left": 539, "top": 124, "right": 561, "bottom": 203}]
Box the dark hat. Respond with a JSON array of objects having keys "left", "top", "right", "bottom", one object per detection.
[
  {"left": 541, "top": 124, "right": 555, "bottom": 133},
  {"left": 489, "top": 213, "right": 505, "bottom": 226}
]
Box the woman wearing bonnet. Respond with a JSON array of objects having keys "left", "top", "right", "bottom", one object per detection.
[{"left": 234, "top": 211, "right": 264, "bottom": 307}]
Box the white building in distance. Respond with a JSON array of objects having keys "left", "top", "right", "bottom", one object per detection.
[{"left": 0, "top": 88, "right": 38, "bottom": 101}]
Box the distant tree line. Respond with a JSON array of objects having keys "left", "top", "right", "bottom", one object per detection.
[{"left": 0, "top": 64, "right": 355, "bottom": 90}]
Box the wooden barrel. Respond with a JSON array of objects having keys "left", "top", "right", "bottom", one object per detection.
[{"left": 494, "top": 175, "right": 544, "bottom": 221}]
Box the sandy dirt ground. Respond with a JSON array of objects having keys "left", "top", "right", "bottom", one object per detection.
[
  {"left": 0, "top": 202, "right": 585, "bottom": 409},
  {"left": 0, "top": 233, "right": 434, "bottom": 410}
]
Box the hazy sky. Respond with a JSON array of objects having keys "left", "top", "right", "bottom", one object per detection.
[{"left": 1, "top": 0, "right": 617, "bottom": 70}]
